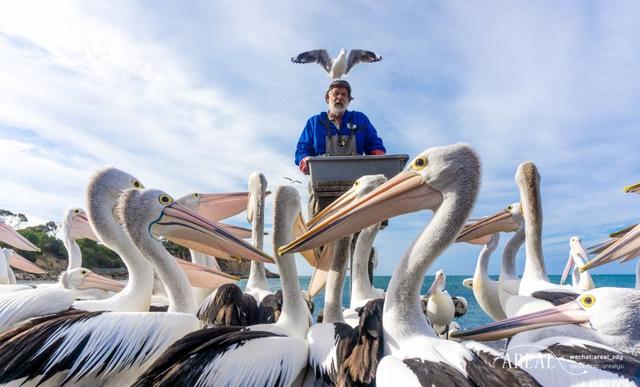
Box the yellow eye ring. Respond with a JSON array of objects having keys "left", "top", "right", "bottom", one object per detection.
[
  {"left": 81, "top": 270, "right": 88, "bottom": 275},
  {"left": 411, "top": 156, "right": 428, "bottom": 170},
  {"left": 193, "top": 193, "right": 200, "bottom": 198},
  {"left": 579, "top": 294, "right": 596, "bottom": 308},
  {"left": 158, "top": 194, "right": 174, "bottom": 205},
  {"left": 132, "top": 180, "right": 143, "bottom": 189},
  {"left": 354, "top": 180, "right": 360, "bottom": 186}
]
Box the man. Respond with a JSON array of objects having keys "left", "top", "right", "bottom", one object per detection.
[{"left": 295, "top": 80, "right": 386, "bottom": 174}]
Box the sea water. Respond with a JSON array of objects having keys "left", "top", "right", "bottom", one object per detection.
[{"left": 247, "top": 274, "right": 636, "bottom": 327}]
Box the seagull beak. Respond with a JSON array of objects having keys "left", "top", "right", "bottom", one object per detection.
[
  {"left": 0, "top": 223, "right": 40, "bottom": 252},
  {"left": 151, "top": 202, "right": 274, "bottom": 264},
  {"left": 450, "top": 300, "right": 588, "bottom": 341},
  {"left": 77, "top": 272, "right": 126, "bottom": 292},
  {"left": 623, "top": 182, "right": 640, "bottom": 194},
  {"left": 196, "top": 192, "right": 250, "bottom": 222},
  {"left": 69, "top": 212, "right": 99, "bottom": 241},
  {"left": 8, "top": 251, "right": 46, "bottom": 274},
  {"left": 306, "top": 186, "right": 358, "bottom": 228},
  {"left": 279, "top": 170, "right": 441, "bottom": 254},
  {"left": 456, "top": 209, "right": 519, "bottom": 243},
  {"left": 581, "top": 224, "right": 640, "bottom": 272},
  {"left": 174, "top": 258, "right": 239, "bottom": 287},
  {"left": 292, "top": 211, "right": 317, "bottom": 266}
]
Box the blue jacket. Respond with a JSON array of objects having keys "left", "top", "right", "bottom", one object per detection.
[{"left": 295, "top": 110, "right": 386, "bottom": 165}]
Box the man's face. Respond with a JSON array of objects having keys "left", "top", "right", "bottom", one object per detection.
[{"left": 327, "top": 87, "right": 350, "bottom": 116}]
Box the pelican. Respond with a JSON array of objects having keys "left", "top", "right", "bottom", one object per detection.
[
  {"left": 452, "top": 288, "right": 640, "bottom": 385},
  {"left": 457, "top": 202, "right": 525, "bottom": 312},
  {"left": 196, "top": 173, "right": 281, "bottom": 326},
  {"left": 291, "top": 48, "right": 382, "bottom": 79},
  {"left": 424, "top": 270, "right": 455, "bottom": 336},
  {"left": 462, "top": 278, "right": 473, "bottom": 289},
  {"left": 348, "top": 175, "right": 387, "bottom": 310},
  {"left": 282, "top": 144, "right": 540, "bottom": 386},
  {"left": 470, "top": 233, "right": 507, "bottom": 320},
  {"left": 134, "top": 186, "right": 310, "bottom": 386},
  {"left": 0, "top": 187, "right": 274, "bottom": 386},
  {"left": 559, "top": 236, "right": 595, "bottom": 291}
]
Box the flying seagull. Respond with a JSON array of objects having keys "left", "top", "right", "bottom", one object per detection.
[
  {"left": 291, "top": 49, "right": 382, "bottom": 79},
  {"left": 283, "top": 177, "right": 301, "bottom": 184}
]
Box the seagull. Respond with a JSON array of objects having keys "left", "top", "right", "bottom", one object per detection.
[
  {"left": 291, "top": 48, "right": 382, "bottom": 79},
  {"left": 283, "top": 177, "right": 301, "bottom": 184}
]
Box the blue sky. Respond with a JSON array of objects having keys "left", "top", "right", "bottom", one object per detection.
[{"left": 0, "top": 1, "right": 639, "bottom": 276}]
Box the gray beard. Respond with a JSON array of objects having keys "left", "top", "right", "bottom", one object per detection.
[{"left": 329, "top": 104, "right": 347, "bottom": 117}]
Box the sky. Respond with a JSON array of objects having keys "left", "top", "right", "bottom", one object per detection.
[{"left": 0, "top": 1, "right": 639, "bottom": 276}]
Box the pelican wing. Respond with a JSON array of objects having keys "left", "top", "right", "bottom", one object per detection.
[
  {"left": 135, "top": 327, "right": 308, "bottom": 386},
  {"left": 0, "top": 310, "right": 196, "bottom": 385},
  {"left": 345, "top": 49, "right": 382, "bottom": 75},
  {"left": 307, "top": 322, "right": 354, "bottom": 385},
  {"left": 291, "top": 49, "right": 333, "bottom": 73},
  {"left": 0, "top": 288, "right": 74, "bottom": 332}
]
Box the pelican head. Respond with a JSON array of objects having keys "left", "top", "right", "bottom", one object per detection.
[
  {"left": 60, "top": 267, "right": 125, "bottom": 292},
  {"left": 117, "top": 189, "right": 273, "bottom": 264},
  {"left": 247, "top": 172, "right": 267, "bottom": 225},
  {"left": 427, "top": 269, "right": 447, "bottom": 296},
  {"left": 280, "top": 143, "right": 481, "bottom": 255},
  {"left": 86, "top": 167, "right": 144, "bottom": 245},
  {"left": 450, "top": 288, "right": 640, "bottom": 349},
  {"left": 462, "top": 278, "right": 473, "bottom": 289},
  {"left": 456, "top": 202, "right": 522, "bottom": 243},
  {"left": 63, "top": 208, "right": 98, "bottom": 242}
]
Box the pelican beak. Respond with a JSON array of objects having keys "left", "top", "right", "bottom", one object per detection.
[
  {"left": 292, "top": 211, "right": 317, "bottom": 266},
  {"left": 69, "top": 212, "right": 99, "bottom": 241},
  {"left": 450, "top": 300, "right": 588, "bottom": 341},
  {"left": 560, "top": 255, "right": 573, "bottom": 285},
  {"left": 195, "top": 192, "right": 250, "bottom": 222},
  {"left": 580, "top": 224, "right": 640, "bottom": 272},
  {"left": 623, "top": 182, "right": 640, "bottom": 194},
  {"left": 8, "top": 252, "right": 46, "bottom": 274},
  {"left": 426, "top": 273, "right": 444, "bottom": 297},
  {"left": 304, "top": 242, "right": 335, "bottom": 297},
  {"left": 174, "top": 258, "right": 239, "bottom": 287},
  {"left": 306, "top": 186, "right": 358, "bottom": 228},
  {"left": 0, "top": 223, "right": 40, "bottom": 252},
  {"left": 586, "top": 238, "right": 616, "bottom": 255},
  {"left": 279, "top": 170, "right": 441, "bottom": 254},
  {"left": 77, "top": 272, "right": 126, "bottom": 292},
  {"left": 456, "top": 209, "right": 519, "bottom": 243},
  {"left": 151, "top": 202, "right": 274, "bottom": 264},
  {"left": 218, "top": 223, "right": 253, "bottom": 239},
  {"left": 609, "top": 223, "right": 637, "bottom": 239}
]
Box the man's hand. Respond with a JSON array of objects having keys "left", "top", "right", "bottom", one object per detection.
[
  {"left": 370, "top": 149, "right": 386, "bottom": 156},
  {"left": 299, "top": 157, "right": 310, "bottom": 175}
]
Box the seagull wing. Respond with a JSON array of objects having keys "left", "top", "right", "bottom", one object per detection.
[
  {"left": 345, "top": 49, "right": 382, "bottom": 75},
  {"left": 291, "top": 49, "right": 333, "bottom": 73}
]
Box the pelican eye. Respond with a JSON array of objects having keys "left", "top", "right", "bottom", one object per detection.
[
  {"left": 132, "top": 180, "right": 143, "bottom": 189},
  {"left": 81, "top": 269, "right": 88, "bottom": 275},
  {"left": 193, "top": 193, "right": 200, "bottom": 198},
  {"left": 579, "top": 294, "right": 596, "bottom": 308},
  {"left": 158, "top": 194, "right": 174, "bottom": 205},
  {"left": 411, "top": 156, "right": 428, "bottom": 170},
  {"left": 506, "top": 205, "right": 512, "bottom": 211},
  {"left": 354, "top": 180, "right": 360, "bottom": 186},
  {"left": 74, "top": 209, "right": 81, "bottom": 214}
]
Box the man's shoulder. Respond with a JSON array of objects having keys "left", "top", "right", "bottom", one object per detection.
[
  {"left": 307, "top": 112, "right": 327, "bottom": 122},
  {"left": 347, "top": 110, "right": 370, "bottom": 120}
]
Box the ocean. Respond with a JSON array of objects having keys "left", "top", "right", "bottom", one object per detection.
[{"left": 249, "top": 274, "right": 637, "bottom": 327}]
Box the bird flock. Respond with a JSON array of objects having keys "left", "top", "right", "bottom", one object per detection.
[{"left": 0, "top": 143, "right": 637, "bottom": 386}]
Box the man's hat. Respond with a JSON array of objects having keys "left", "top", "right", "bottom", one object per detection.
[{"left": 325, "top": 80, "right": 353, "bottom": 102}]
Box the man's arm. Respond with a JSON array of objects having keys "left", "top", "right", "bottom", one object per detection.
[
  {"left": 295, "top": 119, "right": 316, "bottom": 174},
  {"left": 362, "top": 114, "right": 386, "bottom": 155}
]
